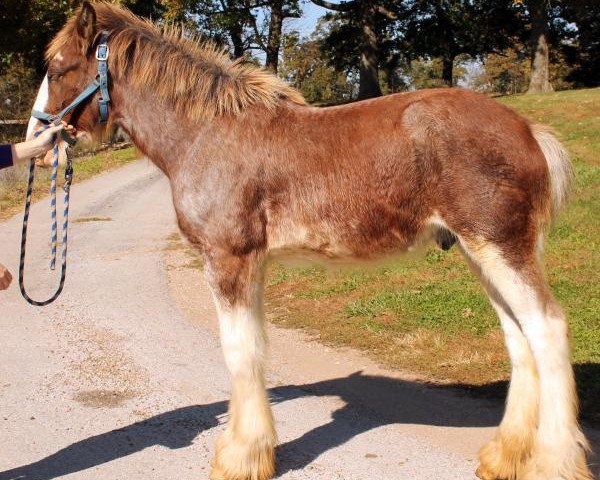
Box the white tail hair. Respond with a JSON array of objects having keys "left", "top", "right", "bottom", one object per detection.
[{"left": 531, "top": 124, "right": 574, "bottom": 216}]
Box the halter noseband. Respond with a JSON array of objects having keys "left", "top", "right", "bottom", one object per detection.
[{"left": 31, "top": 31, "right": 111, "bottom": 145}]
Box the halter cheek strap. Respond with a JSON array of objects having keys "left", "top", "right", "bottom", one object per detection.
[
  {"left": 31, "top": 30, "right": 111, "bottom": 141},
  {"left": 96, "top": 31, "right": 110, "bottom": 124}
]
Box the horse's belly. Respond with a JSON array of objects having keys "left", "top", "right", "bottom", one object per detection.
[{"left": 266, "top": 216, "right": 430, "bottom": 261}]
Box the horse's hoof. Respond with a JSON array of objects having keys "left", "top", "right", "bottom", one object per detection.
[
  {"left": 476, "top": 436, "right": 531, "bottom": 480},
  {"left": 210, "top": 430, "right": 276, "bottom": 480},
  {"left": 475, "top": 464, "right": 500, "bottom": 480}
]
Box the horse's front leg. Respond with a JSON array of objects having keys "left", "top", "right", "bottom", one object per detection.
[{"left": 204, "top": 249, "right": 276, "bottom": 480}]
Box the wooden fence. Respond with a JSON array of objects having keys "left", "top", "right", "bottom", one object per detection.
[{"left": 0, "top": 119, "right": 28, "bottom": 125}]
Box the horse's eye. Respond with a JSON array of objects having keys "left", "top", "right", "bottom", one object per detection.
[{"left": 48, "top": 72, "right": 63, "bottom": 82}]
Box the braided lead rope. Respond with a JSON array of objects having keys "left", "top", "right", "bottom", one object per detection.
[
  {"left": 19, "top": 126, "right": 73, "bottom": 307},
  {"left": 50, "top": 143, "right": 59, "bottom": 270}
]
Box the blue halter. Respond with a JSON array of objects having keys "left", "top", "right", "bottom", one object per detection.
[
  {"left": 18, "top": 32, "right": 111, "bottom": 307},
  {"left": 31, "top": 31, "right": 110, "bottom": 144}
]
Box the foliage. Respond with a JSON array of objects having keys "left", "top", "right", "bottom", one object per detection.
[
  {"left": 0, "top": 0, "right": 74, "bottom": 76},
  {"left": 0, "top": 0, "right": 186, "bottom": 76},
  {"left": 190, "top": 0, "right": 300, "bottom": 70},
  {"left": 557, "top": 0, "right": 600, "bottom": 87},
  {"left": 115, "top": 0, "right": 175, "bottom": 20},
  {"left": 474, "top": 48, "right": 531, "bottom": 95},
  {"left": 279, "top": 30, "right": 355, "bottom": 104},
  {"left": 0, "top": 59, "right": 39, "bottom": 121},
  {"left": 405, "top": 0, "right": 521, "bottom": 85},
  {"left": 408, "top": 55, "right": 468, "bottom": 89},
  {"left": 408, "top": 58, "right": 447, "bottom": 89},
  {"left": 474, "top": 43, "right": 576, "bottom": 95},
  {"left": 312, "top": 0, "right": 409, "bottom": 98},
  {"left": 0, "top": 0, "right": 596, "bottom": 110}
]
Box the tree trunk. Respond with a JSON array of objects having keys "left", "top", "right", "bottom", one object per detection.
[
  {"left": 527, "top": 0, "right": 553, "bottom": 93},
  {"left": 230, "top": 25, "right": 245, "bottom": 59},
  {"left": 441, "top": 54, "right": 454, "bottom": 87},
  {"left": 265, "top": 0, "right": 284, "bottom": 73},
  {"left": 220, "top": 0, "right": 245, "bottom": 59},
  {"left": 358, "top": 1, "right": 382, "bottom": 99},
  {"left": 310, "top": 0, "right": 381, "bottom": 99}
]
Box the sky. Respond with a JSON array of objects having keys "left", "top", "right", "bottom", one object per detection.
[{"left": 287, "top": 1, "right": 327, "bottom": 36}]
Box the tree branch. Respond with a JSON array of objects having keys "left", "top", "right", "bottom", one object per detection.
[
  {"left": 310, "top": 0, "right": 355, "bottom": 12},
  {"left": 243, "top": 0, "right": 267, "bottom": 50},
  {"left": 376, "top": 5, "right": 397, "bottom": 20},
  {"left": 203, "top": 0, "right": 273, "bottom": 16}
]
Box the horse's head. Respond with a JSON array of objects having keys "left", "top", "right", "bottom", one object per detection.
[{"left": 28, "top": 2, "right": 108, "bottom": 143}]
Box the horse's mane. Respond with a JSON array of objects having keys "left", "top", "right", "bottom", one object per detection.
[{"left": 47, "top": 2, "right": 306, "bottom": 120}]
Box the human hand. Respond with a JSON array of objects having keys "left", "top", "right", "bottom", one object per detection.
[
  {"left": 0, "top": 263, "right": 13, "bottom": 290},
  {"left": 13, "top": 121, "right": 76, "bottom": 165},
  {"left": 35, "top": 122, "right": 76, "bottom": 168},
  {"left": 32, "top": 121, "right": 76, "bottom": 156}
]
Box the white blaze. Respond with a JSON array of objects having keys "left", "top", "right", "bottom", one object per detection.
[{"left": 26, "top": 74, "right": 49, "bottom": 140}]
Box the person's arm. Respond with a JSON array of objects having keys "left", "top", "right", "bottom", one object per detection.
[
  {"left": 0, "top": 144, "right": 13, "bottom": 170},
  {"left": 0, "top": 123, "right": 74, "bottom": 171}
]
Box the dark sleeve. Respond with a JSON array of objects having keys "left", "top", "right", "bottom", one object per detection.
[{"left": 0, "top": 144, "right": 14, "bottom": 170}]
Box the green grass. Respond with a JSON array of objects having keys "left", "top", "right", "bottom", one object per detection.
[
  {"left": 265, "top": 87, "right": 600, "bottom": 420},
  {"left": 0, "top": 146, "right": 140, "bottom": 221}
]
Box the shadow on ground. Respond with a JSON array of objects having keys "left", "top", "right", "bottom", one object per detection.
[{"left": 1, "top": 366, "right": 598, "bottom": 479}]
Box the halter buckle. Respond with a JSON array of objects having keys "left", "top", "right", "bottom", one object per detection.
[{"left": 96, "top": 44, "right": 109, "bottom": 61}]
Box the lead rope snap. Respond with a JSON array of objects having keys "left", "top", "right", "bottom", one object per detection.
[{"left": 19, "top": 126, "right": 74, "bottom": 306}]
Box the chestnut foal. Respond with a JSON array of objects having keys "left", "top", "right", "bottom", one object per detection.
[{"left": 33, "top": 3, "right": 591, "bottom": 479}]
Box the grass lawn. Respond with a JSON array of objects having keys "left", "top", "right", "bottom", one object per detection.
[
  {"left": 0, "top": 146, "right": 140, "bottom": 221},
  {"left": 264, "top": 87, "right": 600, "bottom": 421}
]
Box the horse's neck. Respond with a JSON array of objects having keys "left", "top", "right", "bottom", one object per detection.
[{"left": 111, "top": 85, "right": 201, "bottom": 175}]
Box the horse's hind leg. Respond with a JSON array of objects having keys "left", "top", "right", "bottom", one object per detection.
[
  {"left": 460, "top": 239, "right": 591, "bottom": 480},
  {"left": 461, "top": 245, "right": 539, "bottom": 479},
  {"left": 204, "top": 249, "right": 276, "bottom": 480}
]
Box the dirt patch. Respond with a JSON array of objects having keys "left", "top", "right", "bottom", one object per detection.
[
  {"left": 74, "top": 389, "right": 136, "bottom": 408},
  {"left": 47, "top": 319, "right": 150, "bottom": 409},
  {"left": 74, "top": 216, "right": 113, "bottom": 223}
]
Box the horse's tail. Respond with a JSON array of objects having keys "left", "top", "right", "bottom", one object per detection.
[{"left": 531, "top": 123, "right": 574, "bottom": 217}]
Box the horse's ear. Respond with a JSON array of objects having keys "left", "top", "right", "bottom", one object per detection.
[{"left": 76, "top": 1, "right": 97, "bottom": 45}]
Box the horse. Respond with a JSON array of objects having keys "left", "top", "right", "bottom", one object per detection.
[{"left": 30, "top": 2, "right": 591, "bottom": 479}]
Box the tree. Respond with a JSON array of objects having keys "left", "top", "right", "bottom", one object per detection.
[
  {"left": 474, "top": 48, "right": 531, "bottom": 94},
  {"left": 0, "top": 0, "right": 183, "bottom": 77},
  {"left": 558, "top": 0, "right": 600, "bottom": 87},
  {"left": 280, "top": 30, "right": 355, "bottom": 104},
  {"left": 409, "top": 57, "right": 447, "bottom": 89},
  {"left": 311, "top": 0, "right": 404, "bottom": 99},
  {"left": 191, "top": 0, "right": 253, "bottom": 58},
  {"left": 406, "top": 0, "right": 520, "bottom": 87},
  {"left": 191, "top": 0, "right": 299, "bottom": 72},
  {"left": 117, "top": 0, "right": 176, "bottom": 20},
  {"left": 264, "top": 0, "right": 301, "bottom": 72},
  {"left": 0, "top": 0, "right": 75, "bottom": 76},
  {"left": 526, "top": 0, "right": 553, "bottom": 93}
]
